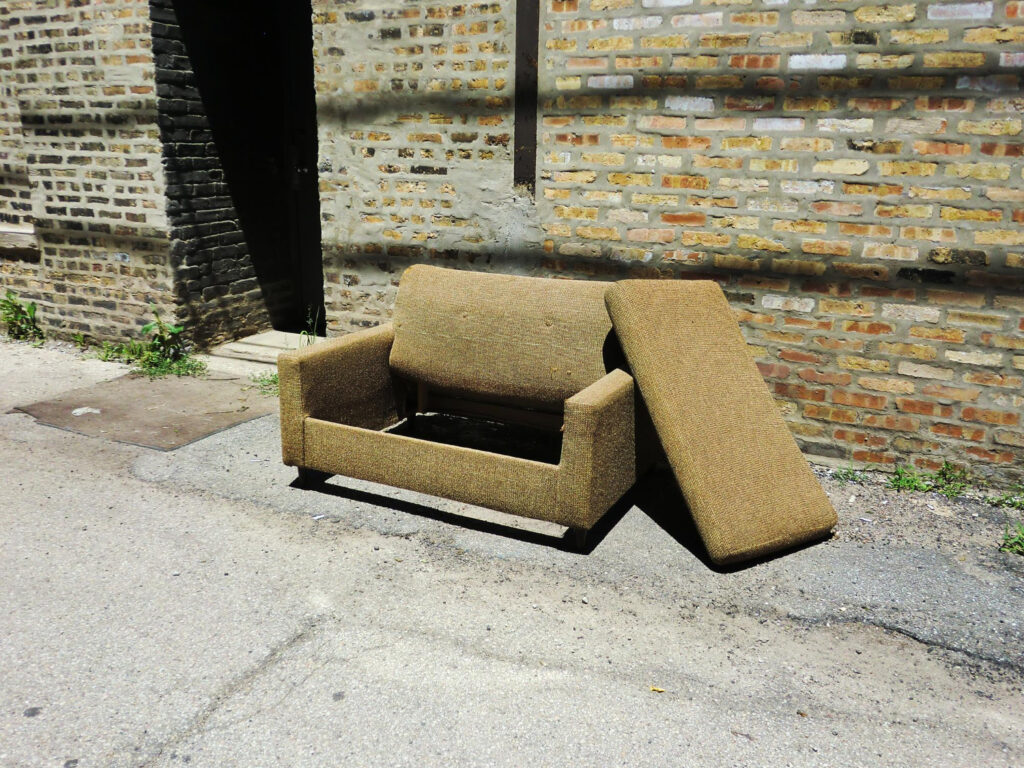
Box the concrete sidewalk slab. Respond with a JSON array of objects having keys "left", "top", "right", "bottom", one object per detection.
[{"left": 16, "top": 373, "right": 277, "bottom": 450}]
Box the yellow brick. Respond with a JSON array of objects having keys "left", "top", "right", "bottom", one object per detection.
[
  {"left": 553, "top": 170, "right": 597, "bottom": 183},
  {"left": 641, "top": 35, "right": 689, "bottom": 49},
  {"left": 814, "top": 159, "right": 871, "bottom": 175},
  {"left": 946, "top": 163, "right": 1011, "bottom": 181},
  {"left": 890, "top": 28, "right": 949, "bottom": 45},
  {"left": 975, "top": 230, "right": 1024, "bottom": 246},
  {"left": 963, "top": 26, "right": 1024, "bottom": 44},
  {"left": 939, "top": 207, "right": 1002, "bottom": 222},
  {"left": 554, "top": 205, "right": 598, "bottom": 220},
  {"left": 759, "top": 32, "right": 813, "bottom": 47},
  {"left": 671, "top": 55, "right": 719, "bottom": 70},
  {"left": 608, "top": 172, "right": 652, "bottom": 186},
  {"left": 958, "top": 119, "right": 1023, "bottom": 136},
  {"left": 588, "top": 36, "right": 634, "bottom": 51},
  {"left": 854, "top": 4, "right": 916, "bottom": 23},
  {"left": 699, "top": 34, "right": 750, "bottom": 48},
  {"left": 821, "top": 299, "right": 876, "bottom": 317},
  {"left": 880, "top": 161, "right": 937, "bottom": 177},
  {"left": 923, "top": 52, "right": 986, "bottom": 68},
  {"left": 772, "top": 219, "right": 828, "bottom": 234},
  {"left": 1007, "top": 253, "right": 1024, "bottom": 269},
  {"left": 879, "top": 342, "right": 938, "bottom": 361},
  {"left": 555, "top": 76, "right": 581, "bottom": 90},
  {"left": 857, "top": 53, "right": 914, "bottom": 69},
  {"left": 723, "top": 136, "right": 772, "bottom": 150},
  {"left": 783, "top": 96, "right": 837, "bottom": 112},
  {"left": 576, "top": 225, "right": 620, "bottom": 240},
  {"left": 732, "top": 12, "right": 778, "bottom": 26},
  {"left": 632, "top": 193, "right": 679, "bottom": 205},
  {"left": 737, "top": 234, "right": 788, "bottom": 253},
  {"left": 750, "top": 158, "right": 798, "bottom": 172},
  {"left": 839, "top": 356, "right": 891, "bottom": 372},
  {"left": 780, "top": 137, "right": 834, "bottom": 152},
  {"left": 875, "top": 204, "right": 933, "bottom": 218},
  {"left": 909, "top": 185, "right": 972, "bottom": 201},
  {"left": 581, "top": 152, "right": 625, "bottom": 166},
  {"left": 859, "top": 376, "right": 915, "bottom": 394}
]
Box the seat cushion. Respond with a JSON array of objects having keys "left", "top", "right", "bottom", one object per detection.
[
  {"left": 606, "top": 279, "right": 837, "bottom": 565},
  {"left": 390, "top": 265, "right": 613, "bottom": 411}
]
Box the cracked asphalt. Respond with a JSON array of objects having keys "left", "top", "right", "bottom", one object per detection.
[{"left": 1, "top": 340, "right": 1022, "bottom": 767}]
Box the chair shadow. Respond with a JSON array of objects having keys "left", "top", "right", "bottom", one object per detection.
[
  {"left": 631, "top": 469, "right": 833, "bottom": 573},
  {"left": 289, "top": 471, "right": 631, "bottom": 554}
]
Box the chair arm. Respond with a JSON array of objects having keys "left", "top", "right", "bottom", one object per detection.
[
  {"left": 557, "top": 368, "right": 636, "bottom": 529},
  {"left": 279, "top": 323, "right": 398, "bottom": 466}
]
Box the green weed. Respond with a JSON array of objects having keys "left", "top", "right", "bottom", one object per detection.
[
  {"left": 999, "top": 520, "right": 1024, "bottom": 556},
  {"left": 248, "top": 371, "right": 279, "bottom": 397},
  {"left": 98, "top": 308, "right": 206, "bottom": 378},
  {"left": 833, "top": 466, "right": 867, "bottom": 487},
  {"left": 886, "top": 462, "right": 972, "bottom": 498},
  {"left": 987, "top": 485, "right": 1024, "bottom": 513},
  {"left": 299, "top": 304, "right": 322, "bottom": 348},
  {"left": 1, "top": 289, "right": 44, "bottom": 342},
  {"left": 887, "top": 465, "right": 933, "bottom": 493}
]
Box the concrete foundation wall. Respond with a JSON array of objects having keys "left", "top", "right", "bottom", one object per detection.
[{"left": 313, "top": 0, "right": 1024, "bottom": 484}]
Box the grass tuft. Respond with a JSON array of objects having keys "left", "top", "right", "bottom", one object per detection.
[
  {"left": 833, "top": 466, "right": 867, "bottom": 487},
  {"left": 248, "top": 371, "right": 279, "bottom": 397},
  {"left": 886, "top": 463, "right": 972, "bottom": 498}
]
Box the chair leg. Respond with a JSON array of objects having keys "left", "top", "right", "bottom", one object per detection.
[
  {"left": 568, "top": 527, "right": 588, "bottom": 552},
  {"left": 296, "top": 467, "right": 329, "bottom": 488}
]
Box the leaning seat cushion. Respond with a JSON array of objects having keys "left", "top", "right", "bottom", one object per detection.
[{"left": 389, "top": 265, "right": 613, "bottom": 412}]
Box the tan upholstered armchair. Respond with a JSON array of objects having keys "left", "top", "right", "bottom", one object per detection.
[{"left": 279, "top": 265, "right": 644, "bottom": 539}]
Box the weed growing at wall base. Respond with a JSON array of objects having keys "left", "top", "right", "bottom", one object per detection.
[
  {"left": 97, "top": 309, "right": 207, "bottom": 379},
  {"left": 1, "top": 290, "right": 44, "bottom": 342},
  {"left": 887, "top": 463, "right": 971, "bottom": 499}
]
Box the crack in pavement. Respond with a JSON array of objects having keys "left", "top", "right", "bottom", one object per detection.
[
  {"left": 788, "top": 611, "right": 1024, "bottom": 681},
  {"left": 133, "top": 614, "right": 329, "bottom": 767}
]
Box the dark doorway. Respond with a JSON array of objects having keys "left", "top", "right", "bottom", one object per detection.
[{"left": 170, "top": 0, "right": 324, "bottom": 333}]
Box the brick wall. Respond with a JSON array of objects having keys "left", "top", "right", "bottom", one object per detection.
[
  {"left": 149, "top": 0, "right": 271, "bottom": 347},
  {"left": 312, "top": 0, "right": 547, "bottom": 329},
  {"left": 316, "top": 0, "right": 1023, "bottom": 484},
  {"left": 0, "top": 0, "right": 177, "bottom": 340}
]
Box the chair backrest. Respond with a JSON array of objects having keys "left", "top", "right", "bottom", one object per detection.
[{"left": 390, "top": 265, "right": 613, "bottom": 412}]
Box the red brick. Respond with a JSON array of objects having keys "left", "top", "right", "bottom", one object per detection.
[
  {"left": 852, "top": 450, "right": 898, "bottom": 464},
  {"left": 930, "top": 423, "right": 987, "bottom": 442},
  {"left": 775, "top": 382, "right": 827, "bottom": 402},
  {"left": 779, "top": 348, "right": 826, "bottom": 364},
  {"left": 798, "top": 368, "right": 852, "bottom": 385},
  {"left": 861, "top": 414, "right": 920, "bottom": 432},
  {"left": 834, "top": 429, "right": 888, "bottom": 448},
  {"left": 660, "top": 212, "right": 707, "bottom": 226},
  {"left": 961, "top": 407, "right": 1020, "bottom": 426},
  {"left": 895, "top": 398, "right": 953, "bottom": 418},
  {"left": 757, "top": 362, "right": 791, "bottom": 379},
  {"left": 965, "top": 447, "right": 1018, "bottom": 464},
  {"left": 832, "top": 390, "right": 888, "bottom": 410}
]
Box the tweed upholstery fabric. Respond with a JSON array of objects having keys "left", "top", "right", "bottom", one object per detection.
[
  {"left": 279, "top": 269, "right": 639, "bottom": 533},
  {"left": 279, "top": 324, "right": 399, "bottom": 467},
  {"left": 304, "top": 417, "right": 561, "bottom": 523},
  {"left": 390, "top": 265, "right": 613, "bottom": 412},
  {"left": 606, "top": 280, "right": 837, "bottom": 565},
  {"left": 558, "top": 368, "right": 636, "bottom": 529}
]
